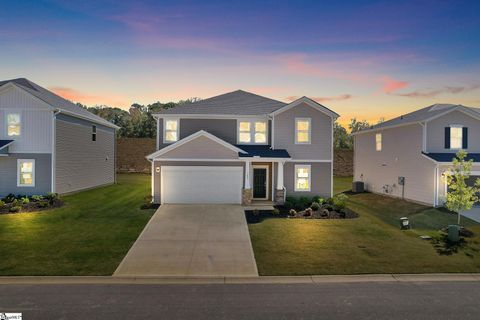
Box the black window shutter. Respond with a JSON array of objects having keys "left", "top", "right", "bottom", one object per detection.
[
  {"left": 444, "top": 127, "right": 450, "bottom": 149},
  {"left": 463, "top": 127, "right": 468, "bottom": 149}
]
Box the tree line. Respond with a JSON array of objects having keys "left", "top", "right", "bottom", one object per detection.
[{"left": 80, "top": 101, "right": 375, "bottom": 150}]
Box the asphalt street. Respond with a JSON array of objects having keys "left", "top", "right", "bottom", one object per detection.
[{"left": 0, "top": 281, "right": 478, "bottom": 319}]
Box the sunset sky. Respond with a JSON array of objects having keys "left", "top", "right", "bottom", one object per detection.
[{"left": 1, "top": 0, "right": 480, "bottom": 126}]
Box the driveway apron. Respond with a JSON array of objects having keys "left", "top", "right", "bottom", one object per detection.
[{"left": 114, "top": 204, "right": 258, "bottom": 277}]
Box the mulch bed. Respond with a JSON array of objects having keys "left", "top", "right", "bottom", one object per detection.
[
  {"left": 245, "top": 207, "right": 359, "bottom": 224},
  {"left": 0, "top": 200, "right": 64, "bottom": 215}
]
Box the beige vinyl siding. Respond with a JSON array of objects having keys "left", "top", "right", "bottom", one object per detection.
[
  {"left": 55, "top": 114, "right": 115, "bottom": 194},
  {"left": 283, "top": 162, "right": 332, "bottom": 198},
  {"left": 354, "top": 123, "right": 436, "bottom": 205},
  {"left": 426, "top": 110, "right": 480, "bottom": 153},
  {"left": 157, "top": 135, "right": 239, "bottom": 159},
  {"left": 152, "top": 161, "right": 245, "bottom": 204},
  {"left": 0, "top": 85, "right": 53, "bottom": 153},
  {"left": 274, "top": 102, "right": 332, "bottom": 160}
]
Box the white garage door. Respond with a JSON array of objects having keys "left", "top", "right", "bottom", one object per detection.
[{"left": 161, "top": 166, "right": 243, "bottom": 204}]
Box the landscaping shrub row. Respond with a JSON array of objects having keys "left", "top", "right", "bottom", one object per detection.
[{"left": 0, "top": 193, "right": 63, "bottom": 214}]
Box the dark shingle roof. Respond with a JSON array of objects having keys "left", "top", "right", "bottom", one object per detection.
[
  {"left": 0, "top": 78, "right": 118, "bottom": 129},
  {"left": 422, "top": 152, "right": 480, "bottom": 163},
  {"left": 154, "top": 90, "right": 287, "bottom": 115},
  {"left": 0, "top": 140, "right": 14, "bottom": 150},
  {"left": 362, "top": 104, "right": 479, "bottom": 132},
  {"left": 237, "top": 145, "right": 290, "bottom": 158}
]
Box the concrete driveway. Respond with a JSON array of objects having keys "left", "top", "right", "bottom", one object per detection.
[{"left": 114, "top": 204, "right": 258, "bottom": 277}]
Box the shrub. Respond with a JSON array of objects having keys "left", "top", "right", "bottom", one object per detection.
[
  {"left": 0, "top": 200, "right": 5, "bottom": 208},
  {"left": 299, "top": 196, "right": 311, "bottom": 209},
  {"left": 312, "top": 196, "right": 325, "bottom": 205},
  {"left": 3, "top": 194, "right": 16, "bottom": 203},
  {"left": 310, "top": 202, "right": 321, "bottom": 211},
  {"left": 45, "top": 193, "right": 59, "bottom": 204},
  {"left": 289, "top": 209, "right": 297, "bottom": 216},
  {"left": 284, "top": 200, "right": 294, "bottom": 210},
  {"left": 9, "top": 206, "right": 22, "bottom": 213},
  {"left": 252, "top": 209, "right": 260, "bottom": 216},
  {"left": 38, "top": 201, "right": 49, "bottom": 208},
  {"left": 21, "top": 197, "right": 30, "bottom": 205},
  {"left": 333, "top": 194, "right": 349, "bottom": 211},
  {"left": 304, "top": 208, "right": 313, "bottom": 216},
  {"left": 272, "top": 208, "right": 280, "bottom": 215},
  {"left": 31, "top": 195, "right": 43, "bottom": 202}
]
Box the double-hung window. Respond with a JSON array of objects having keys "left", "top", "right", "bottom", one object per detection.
[
  {"left": 295, "top": 165, "right": 311, "bottom": 192},
  {"left": 17, "top": 159, "right": 35, "bottom": 187},
  {"left": 92, "top": 125, "right": 97, "bottom": 142},
  {"left": 238, "top": 120, "right": 267, "bottom": 144},
  {"left": 450, "top": 126, "right": 463, "bottom": 149},
  {"left": 164, "top": 119, "right": 179, "bottom": 143},
  {"left": 295, "top": 118, "right": 311, "bottom": 144},
  {"left": 7, "top": 113, "right": 21, "bottom": 137}
]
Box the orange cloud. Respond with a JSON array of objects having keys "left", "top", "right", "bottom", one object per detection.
[
  {"left": 381, "top": 76, "right": 408, "bottom": 94},
  {"left": 49, "top": 87, "right": 129, "bottom": 108}
]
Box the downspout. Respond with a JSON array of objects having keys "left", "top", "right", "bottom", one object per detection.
[
  {"left": 51, "top": 110, "right": 61, "bottom": 193},
  {"left": 269, "top": 114, "right": 275, "bottom": 149}
]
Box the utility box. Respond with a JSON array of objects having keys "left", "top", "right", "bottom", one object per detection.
[
  {"left": 448, "top": 225, "right": 460, "bottom": 242},
  {"left": 352, "top": 181, "right": 364, "bottom": 193}
]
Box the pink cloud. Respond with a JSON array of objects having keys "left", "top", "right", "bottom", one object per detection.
[
  {"left": 381, "top": 77, "right": 409, "bottom": 94},
  {"left": 50, "top": 87, "right": 130, "bottom": 108},
  {"left": 394, "top": 84, "right": 480, "bottom": 98}
]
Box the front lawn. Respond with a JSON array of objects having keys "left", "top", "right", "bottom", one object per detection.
[
  {"left": 0, "top": 174, "right": 155, "bottom": 276},
  {"left": 249, "top": 176, "right": 480, "bottom": 275}
]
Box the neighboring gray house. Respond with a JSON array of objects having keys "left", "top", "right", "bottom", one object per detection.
[
  {"left": 146, "top": 90, "right": 339, "bottom": 205},
  {"left": 353, "top": 103, "right": 480, "bottom": 206},
  {"left": 0, "top": 78, "right": 118, "bottom": 196}
]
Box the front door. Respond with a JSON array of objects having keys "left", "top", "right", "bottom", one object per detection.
[{"left": 253, "top": 166, "right": 268, "bottom": 199}]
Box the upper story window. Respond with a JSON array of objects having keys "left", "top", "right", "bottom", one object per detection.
[
  {"left": 164, "top": 119, "right": 179, "bottom": 143},
  {"left": 17, "top": 159, "right": 35, "bottom": 187},
  {"left": 375, "top": 133, "right": 382, "bottom": 151},
  {"left": 295, "top": 118, "right": 311, "bottom": 144},
  {"left": 92, "top": 125, "right": 97, "bottom": 142},
  {"left": 7, "top": 113, "right": 21, "bottom": 137},
  {"left": 295, "top": 164, "right": 311, "bottom": 191},
  {"left": 450, "top": 125, "right": 463, "bottom": 149},
  {"left": 238, "top": 120, "right": 267, "bottom": 144}
]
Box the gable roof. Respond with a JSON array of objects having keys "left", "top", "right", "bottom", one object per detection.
[
  {"left": 0, "top": 78, "right": 119, "bottom": 129},
  {"left": 153, "top": 90, "right": 287, "bottom": 116},
  {"left": 146, "top": 130, "right": 247, "bottom": 160},
  {"left": 354, "top": 104, "right": 480, "bottom": 135},
  {"left": 269, "top": 96, "right": 339, "bottom": 119}
]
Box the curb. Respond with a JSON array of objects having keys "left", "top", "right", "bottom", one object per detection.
[{"left": 0, "top": 274, "right": 479, "bottom": 285}]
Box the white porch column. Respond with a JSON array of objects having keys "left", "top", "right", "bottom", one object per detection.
[
  {"left": 277, "top": 161, "right": 284, "bottom": 190},
  {"left": 244, "top": 161, "right": 251, "bottom": 189}
]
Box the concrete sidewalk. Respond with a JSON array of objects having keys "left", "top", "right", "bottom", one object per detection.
[
  {"left": 0, "top": 274, "right": 479, "bottom": 285},
  {"left": 114, "top": 204, "right": 258, "bottom": 277}
]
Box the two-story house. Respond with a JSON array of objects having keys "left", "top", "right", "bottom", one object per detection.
[
  {"left": 146, "top": 90, "right": 339, "bottom": 205},
  {"left": 354, "top": 103, "right": 480, "bottom": 207},
  {"left": 0, "top": 78, "right": 118, "bottom": 196}
]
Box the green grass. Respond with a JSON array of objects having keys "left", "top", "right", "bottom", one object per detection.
[
  {"left": 0, "top": 174, "right": 155, "bottom": 275},
  {"left": 333, "top": 176, "right": 353, "bottom": 195},
  {"left": 249, "top": 176, "right": 480, "bottom": 275}
]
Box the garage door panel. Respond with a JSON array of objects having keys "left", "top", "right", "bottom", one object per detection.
[{"left": 161, "top": 166, "right": 243, "bottom": 204}]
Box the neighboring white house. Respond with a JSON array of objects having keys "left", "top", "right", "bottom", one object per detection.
[
  {"left": 0, "top": 78, "right": 119, "bottom": 196},
  {"left": 146, "top": 90, "right": 339, "bottom": 205},
  {"left": 353, "top": 103, "right": 480, "bottom": 206}
]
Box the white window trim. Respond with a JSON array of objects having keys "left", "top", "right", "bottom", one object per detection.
[
  {"left": 92, "top": 125, "right": 97, "bottom": 142},
  {"left": 294, "top": 164, "right": 311, "bottom": 192},
  {"left": 17, "top": 159, "right": 35, "bottom": 187},
  {"left": 375, "top": 133, "right": 382, "bottom": 151},
  {"left": 449, "top": 124, "right": 463, "bottom": 150},
  {"left": 295, "top": 118, "right": 311, "bottom": 145},
  {"left": 236, "top": 119, "right": 268, "bottom": 145},
  {"left": 6, "top": 112, "right": 21, "bottom": 137},
  {"left": 163, "top": 118, "right": 180, "bottom": 144}
]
